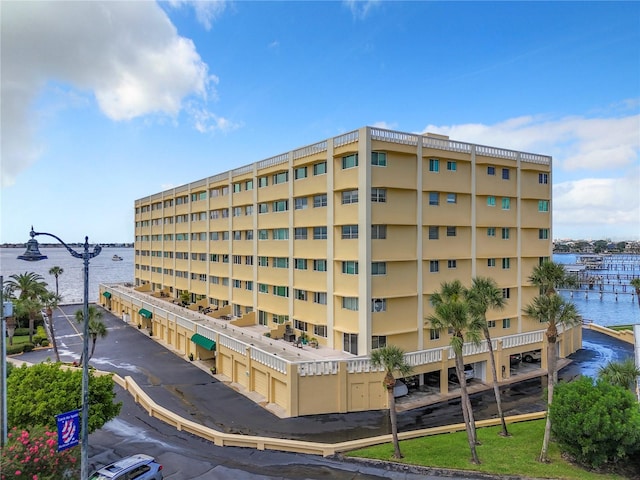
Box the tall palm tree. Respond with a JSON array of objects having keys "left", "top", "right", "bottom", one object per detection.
[
  {"left": 48, "top": 266, "right": 64, "bottom": 297},
  {"left": 630, "top": 278, "right": 640, "bottom": 307},
  {"left": 528, "top": 260, "right": 575, "bottom": 295},
  {"left": 466, "top": 276, "right": 508, "bottom": 437},
  {"left": 598, "top": 358, "right": 640, "bottom": 391},
  {"left": 523, "top": 292, "right": 580, "bottom": 463},
  {"left": 6, "top": 272, "right": 48, "bottom": 343},
  {"left": 369, "top": 345, "right": 412, "bottom": 459},
  {"left": 75, "top": 306, "right": 108, "bottom": 364},
  {"left": 429, "top": 280, "right": 483, "bottom": 464},
  {"left": 41, "top": 291, "right": 63, "bottom": 362}
]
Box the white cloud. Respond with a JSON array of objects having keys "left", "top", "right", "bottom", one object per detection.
[
  {"left": 0, "top": 1, "right": 226, "bottom": 187},
  {"left": 343, "top": 0, "right": 381, "bottom": 20},
  {"left": 168, "top": 0, "right": 228, "bottom": 31},
  {"left": 420, "top": 112, "right": 640, "bottom": 172},
  {"left": 420, "top": 110, "right": 640, "bottom": 239}
]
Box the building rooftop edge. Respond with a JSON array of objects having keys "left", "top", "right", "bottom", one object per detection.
[{"left": 135, "top": 125, "right": 552, "bottom": 205}]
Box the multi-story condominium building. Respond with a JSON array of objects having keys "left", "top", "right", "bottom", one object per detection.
[{"left": 103, "top": 126, "right": 581, "bottom": 417}]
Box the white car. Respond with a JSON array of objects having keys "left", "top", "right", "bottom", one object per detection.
[
  {"left": 393, "top": 379, "right": 409, "bottom": 398},
  {"left": 523, "top": 350, "right": 542, "bottom": 363},
  {"left": 448, "top": 364, "right": 474, "bottom": 383}
]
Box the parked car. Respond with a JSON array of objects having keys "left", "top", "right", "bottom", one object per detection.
[
  {"left": 448, "top": 364, "right": 474, "bottom": 383},
  {"left": 523, "top": 350, "right": 542, "bottom": 363},
  {"left": 510, "top": 353, "right": 522, "bottom": 366},
  {"left": 393, "top": 379, "right": 409, "bottom": 398},
  {"left": 89, "top": 454, "right": 163, "bottom": 480}
]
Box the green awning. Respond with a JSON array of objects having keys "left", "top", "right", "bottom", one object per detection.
[
  {"left": 102, "top": 291, "right": 112, "bottom": 299},
  {"left": 139, "top": 308, "right": 153, "bottom": 319},
  {"left": 191, "top": 333, "right": 216, "bottom": 351}
]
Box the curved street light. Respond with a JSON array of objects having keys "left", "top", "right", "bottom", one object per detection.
[{"left": 18, "top": 226, "right": 102, "bottom": 480}]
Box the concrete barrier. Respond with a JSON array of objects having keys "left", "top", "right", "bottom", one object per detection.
[
  {"left": 114, "top": 372, "right": 546, "bottom": 457},
  {"left": 584, "top": 323, "right": 635, "bottom": 345}
]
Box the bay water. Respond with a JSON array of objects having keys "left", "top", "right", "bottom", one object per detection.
[{"left": 1, "top": 248, "right": 638, "bottom": 326}]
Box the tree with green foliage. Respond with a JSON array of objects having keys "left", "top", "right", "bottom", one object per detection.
[
  {"left": 48, "top": 266, "right": 64, "bottom": 297},
  {"left": 429, "top": 280, "right": 484, "bottom": 464},
  {"left": 6, "top": 272, "right": 48, "bottom": 343},
  {"left": 466, "top": 276, "right": 508, "bottom": 437},
  {"left": 75, "top": 305, "right": 108, "bottom": 363},
  {"left": 7, "top": 362, "right": 122, "bottom": 433},
  {"left": 369, "top": 345, "right": 412, "bottom": 459},
  {"left": 549, "top": 376, "right": 640, "bottom": 468},
  {"left": 525, "top": 261, "right": 581, "bottom": 463},
  {"left": 631, "top": 278, "right": 640, "bottom": 307},
  {"left": 41, "top": 291, "right": 62, "bottom": 362},
  {"left": 598, "top": 358, "right": 640, "bottom": 391}
]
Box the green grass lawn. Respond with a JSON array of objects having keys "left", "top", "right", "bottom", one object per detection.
[{"left": 346, "top": 420, "right": 630, "bottom": 479}]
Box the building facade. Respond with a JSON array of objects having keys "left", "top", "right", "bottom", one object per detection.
[{"left": 118, "top": 126, "right": 580, "bottom": 416}]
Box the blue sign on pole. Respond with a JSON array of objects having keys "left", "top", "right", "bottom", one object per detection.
[{"left": 56, "top": 410, "right": 79, "bottom": 452}]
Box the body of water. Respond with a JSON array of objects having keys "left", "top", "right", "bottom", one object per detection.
[
  {"left": 1, "top": 248, "right": 638, "bottom": 326},
  {"left": 0, "top": 247, "right": 133, "bottom": 304}
]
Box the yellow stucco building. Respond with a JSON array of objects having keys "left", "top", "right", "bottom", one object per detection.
[{"left": 101, "top": 126, "right": 581, "bottom": 417}]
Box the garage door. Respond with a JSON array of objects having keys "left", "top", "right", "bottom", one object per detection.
[
  {"left": 253, "top": 369, "right": 268, "bottom": 399},
  {"left": 234, "top": 360, "right": 248, "bottom": 389},
  {"left": 220, "top": 353, "right": 232, "bottom": 379},
  {"left": 272, "top": 378, "right": 288, "bottom": 411}
]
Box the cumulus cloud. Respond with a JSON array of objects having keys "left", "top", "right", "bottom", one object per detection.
[
  {"left": 0, "top": 1, "right": 227, "bottom": 187},
  {"left": 343, "top": 0, "right": 381, "bottom": 20},
  {"left": 167, "top": 0, "right": 228, "bottom": 31},
  {"left": 420, "top": 111, "right": 640, "bottom": 239},
  {"left": 420, "top": 113, "right": 640, "bottom": 172}
]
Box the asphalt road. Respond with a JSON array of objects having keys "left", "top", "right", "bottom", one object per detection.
[{"left": 14, "top": 304, "right": 635, "bottom": 479}]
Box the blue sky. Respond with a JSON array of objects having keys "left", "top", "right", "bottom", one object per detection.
[{"left": 1, "top": 1, "right": 638, "bottom": 244}]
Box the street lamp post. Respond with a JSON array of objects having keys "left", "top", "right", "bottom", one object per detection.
[
  {"left": 1, "top": 276, "right": 15, "bottom": 447},
  {"left": 18, "top": 227, "right": 101, "bottom": 480}
]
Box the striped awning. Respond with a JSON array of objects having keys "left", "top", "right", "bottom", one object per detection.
[
  {"left": 138, "top": 308, "right": 152, "bottom": 319},
  {"left": 191, "top": 333, "right": 216, "bottom": 351}
]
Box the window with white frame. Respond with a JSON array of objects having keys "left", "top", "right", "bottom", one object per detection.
[
  {"left": 294, "top": 258, "right": 307, "bottom": 270},
  {"left": 294, "top": 227, "right": 307, "bottom": 240},
  {"left": 539, "top": 228, "right": 549, "bottom": 240},
  {"left": 313, "top": 259, "right": 327, "bottom": 271},
  {"left": 293, "top": 319, "right": 307, "bottom": 332},
  {"left": 448, "top": 259, "right": 457, "bottom": 269},
  {"left": 258, "top": 203, "right": 269, "bottom": 214},
  {"left": 342, "top": 297, "right": 359, "bottom": 310},
  {"left": 539, "top": 173, "right": 548, "bottom": 184},
  {"left": 487, "top": 320, "right": 496, "bottom": 328},
  {"left": 429, "top": 158, "right": 439, "bottom": 172},
  {"left": 273, "top": 171, "right": 288, "bottom": 184},
  {"left": 245, "top": 179, "right": 254, "bottom": 190},
  {"left": 273, "top": 200, "right": 288, "bottom": 212},
  {"left": 313, "top": 292, "right": 327, "bottom": 304},
  {"left": 371, "top": 298, "right": 386, "bottom": 312},
  {"left": 487, "top": 166, "right": 495, "bottom": 175},
  {"left": 342, "top": 153, "right": 358, "bottom": 169},
  {"left": 538, "top": 200, "right": 549, "bottom": 212},
  {"left": 294, "top": 289, "right": 307, "bottom": 301},
  {"left": 488, "top": 258, "right": 496, "bottom": 267},
  {"left": 371, "top": 335, "right": 386, "bottom": 349},
  {"left": 502, "top": 288, "right": 510, "bottom": 299},
  {"left": 430, "top": 329, "right": 440, "bottom": 340},
  {"left": 342, "top": 261, "right": 358, "bottom": 274},
  {"left": 446, "top": 226, "right": 456, "bottom": 237},
  {"left": 371, "top": 224, "right": 386, "bottom": 239},
  {"left": 245, "top": 205, "right": 253, "bottom": 215},
  {"left": 501, "top": 197, "right": 511, "bottom": 210},
  {"left": 272, "top": 228, "right": 289, "bottom": 240},
  {"left": 502, "top": 318, "right": 511, "bottom": 328},
  {"left": 314, "top": 325, "right": 327, "bottom": 337},
  {"left": 487, "top": 227, "right": 496, "bottom": 237},
  {"left": 447, "top": 193, "right": 457, "bottom": 204},
  {"left": 502, "top": 258, "right": 510, "bottom": 269},
  {"left": 273, "top": 257, "right": 288, "bottom": 268},
  {"left": 313, "top": 227, "right": 327, "bottom": 240},
  {"left": 273, "top": 286, "right": 289, "bottom": 297},
  {"left": 258, "top": 256, "right": 269, "bottom": 267},
  {"left": 344, "top": 333, "right": 358, "bottom": 355},
  {"left": 258, "top": 229, "right": 268, "bottom": 240},
  {"left": 429, "top": 192, "right": 439, "bottom": 206},
  {"left": 341, "top": 190, "right": 359, "bottom": 204},
  {"left": 294, "top": 166, "right": 307, "bottom": 179},
  {"left": 502, "top": 168, "right": 510, "bottom": 180},
  {"left": 429, "top": 226, "right": 439, "bottom": 240},
  {"left": 342, "top": 225, "right": 358, "bottom": 239},
  {"left": 313, "top": 162, "right": 326, "bottom": 175},
  {"left": 487, "top": 196, "right": 496, "bottom": 207},
  {"left": 313, "top": 194, "right": 327, "bottom": 207},
  {"left": 371, "top": 188, "right": 386, "bottom": 203},
  {"left": 245, "top": 281, "right": 253, "bottom": 291},
  {"left": 245, "top": 255, "right": 253, "bottom": 265},
  {"left": 371, "top": 151, "right": 387, "bottom": 166},
  {"left": 447, "top": 161, "right": 457, "bottom": 171},
  {"left": 295, "top": 197, "right": 308, "bottom": 210},
  {"left": 371, "top": 262, "right": 387, "bottom": 275},
  {"left": 430, "top": 260, "right": 439, "bottom": 272},
  {"left": 258, "top": 176, "right": 268, "bottom": 188},
  {"left": 502, "top": 228, "right": 510, "bottom": 240}
]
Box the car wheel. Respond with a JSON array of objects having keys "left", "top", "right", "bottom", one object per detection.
[{"left": 524, "top": 355, "right": 533, "bottom": 363}]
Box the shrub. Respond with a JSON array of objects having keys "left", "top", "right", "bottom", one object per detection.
[
  {"left": 0, "top": 425, "right": 79, "bottom": 480},
  {"left": 6, "top": 344, "right": 26, "bottom": 355},
  {"left": 550, "top": 375, "right": 640, "bottom": 468},
  {"left": 41, "top": 339, "right": 50, "bottom": 347},
  {"left": 22, "top": 343, "right": 35, "bottom": 353},
  {"left": 14, "top": 328, "right": 30, "bottom": 336}
]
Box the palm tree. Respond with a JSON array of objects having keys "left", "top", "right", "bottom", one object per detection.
[
  {"left": 523, "top": 293, "right": 580, "bottom": 463},
  {"left": 466, "top": 276, "right": 508, "bottom": 437},
  {"left": 48, "top": 266, "right": 64, "bottom": 297},
  {"left": 630, "top": 278, "right": 640, "bottom": 307},
  {"left": 6, "top": 272, "right": 48, "bottom": 343},
  {"left": 369, "top": 345, "right": 412, "bottom": 459},
  {"left": 429, "top": 280, "right": 483, "bottom": 464},
  {"left": 598, "top": 358, "right": 640, "bottom": 391},
  {"left": 41, "top": 291, "right": 63, "bottom": 362},
  {"left": 75, "top": 305, "right": 108, "bottom": 364},
  {"left": 528, "top": 260, "right": 575, "bottom": 295}
]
